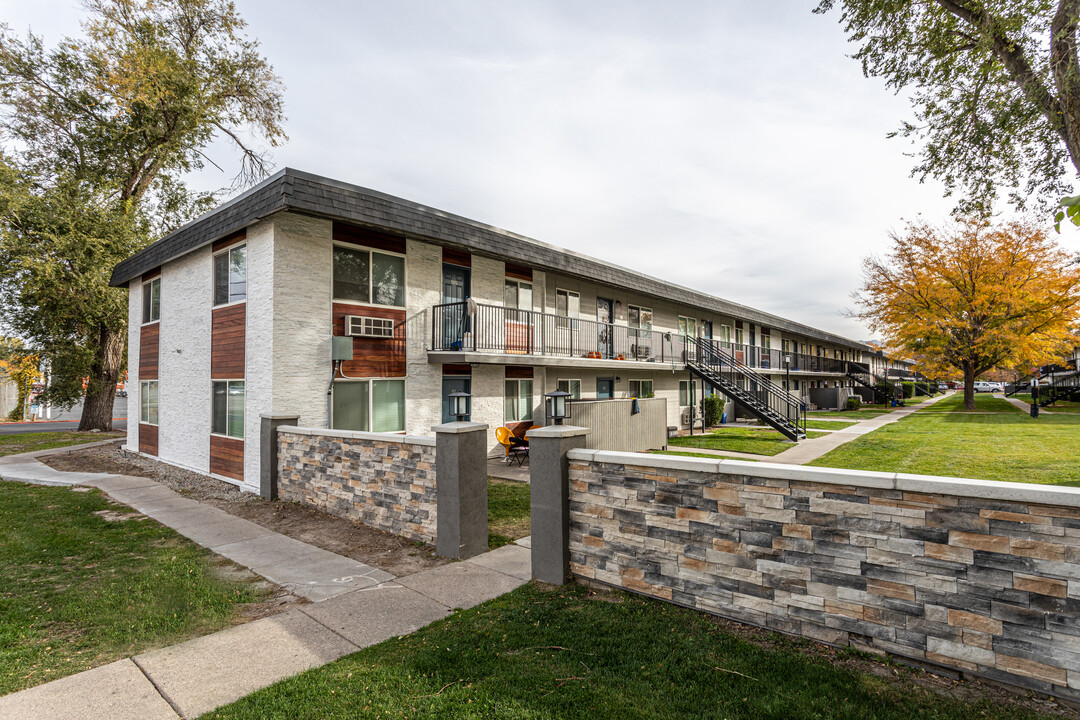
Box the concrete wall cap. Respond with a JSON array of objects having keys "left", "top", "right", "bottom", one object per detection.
[
  {"left": 566, "top": 448, "right": 599, "bottom": 461},
  {"left": 260, "top": 413, "right": 302, "bottom": 420},
  {"left": 278, "top": 425, "right": 434, "bottom": 447},
  {"left": 589, "top": 450, "right": 723, "bottom": 474},
  {"left": 528, "top": 425, "right": 590, "bottom": 438},
  {"left": 724, "top": 461, "right": 898, "bottom": 489},
  {"left": 894, "top": 472, "right": 1080, "bottom": 507},
  {"left": 430, "top": 421, "right": 489, "bottom": 434}
]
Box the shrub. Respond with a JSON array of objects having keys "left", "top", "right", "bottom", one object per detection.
[
  {"left": 702, "top": 395, "right": 725, "bottom": 427},
  {"left": 845, "top": 395, "right": 862, "bottom": 411},
  {"left": 900, "top": 381, "right": 916, "bottom": 399}
]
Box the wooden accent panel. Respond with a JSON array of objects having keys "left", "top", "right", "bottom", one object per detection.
[
  {"left": 212, "top": 303, "right": 246, "bottom": 379},
  {"left": 333, "top": 221, "right": 406, "bottom": 255},
  {"left": 333, "top": 303, "right": 406, "bottom": 377},
  {"left": 443, "top": 364, "right": 472, "bottom": 375},
  {"left": 138, "top": 423, "right": 159, "bottom": 456},
  {"left": 210, "top": 435, "right": 244, "bottom": 481},
  {"left": 139, "top": 323, "right": 159, "bottom": 380},
  {"left": 735, "top": 320, "right": 744, "bottom": 329},
  {"left": 505, "top": 366, "right": 533, "bottom": 379},
  {"left": 442, "top": 247, "right": 471, "bottom": 268},
  {"left": 505, "top": 263, "right": 532, "bottom": 281},
  {"left": 142, "top": 267, "right": 160, "bottom": 281},
  {"left": 212, "top": 229, "right": 247, "bottom": 252},
  {"left": 506, "top": 421, "right": 533, "bottom": 438},
  {"left": 761, "top": 327, "right": 771, "bottom": 336}
]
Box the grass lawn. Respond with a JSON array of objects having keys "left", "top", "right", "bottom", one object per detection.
[
  {"left": 1013, "top": 393, "right": 1080, "bottom": 411},
  {"left": 651, "top": 450, "right": 759, "bottom": 462},
  {"left": 201, "top": 583, "right": 1052, "bottom": 720},
  {"left": 0, "top": 482, "right": 266, "bottom": 695},
  {"left": 488, "top": 478, "right": 530, "bottom": 550},
  {"left": 803, "top": 419, "right": 857, "bottom": 431},
  {"left": 918, "top": 393, "right": 1020, "bottom": 413},
  {"left": 806, "top": 405, "right": 893, "bottom": 420},
  {"left": 669, "top": 427, "right": 826, "bottom": 456},
  {"left": 0, "top": 431, "right": 123, "bottom": 457},
  {"left": 809, "top": 409, "right": 1080, "bottom": 486}
]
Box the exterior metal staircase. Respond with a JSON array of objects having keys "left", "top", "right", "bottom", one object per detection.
[
  {"left": 1039, "top": 370, "right": 1080, "bottom": 407},
  {"left": 845, "top": 362, "right": 895, "bottom": 404},
  {"left": 686, "top": 338, "right": 806, "bottom": 441}
]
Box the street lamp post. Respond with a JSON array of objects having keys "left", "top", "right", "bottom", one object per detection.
[{"left": 784, "top": 355, "right": 792, "bottom": 394}]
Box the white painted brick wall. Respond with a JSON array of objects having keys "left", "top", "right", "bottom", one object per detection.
[
  {"left": 125, "top": 282, "right": 141, "bottom": 452},
  {"left": 243, "top": 219, "right": 275, "bottom": 490},
  {"left": 471, "top": 256, "right": 504, "bottom": 306},
  {"left": 157, "top": 247, "right": 213, "bottom": 473},
  {"left": 404, "top": 239, "right": 442, "bottom": 435}
]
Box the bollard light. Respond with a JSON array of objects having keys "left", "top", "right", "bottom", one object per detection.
[
  {"left": 545, "top": 389, "right": 572, "bottom": 425},
  {"left": 448, "top": 390, "right": 471, "bottom": 422}
]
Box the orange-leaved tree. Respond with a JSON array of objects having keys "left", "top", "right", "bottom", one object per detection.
[{"left": 853, "top": 218, "right": 1080, "bottom": 410}]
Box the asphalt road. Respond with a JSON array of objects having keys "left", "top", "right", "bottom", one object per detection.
[{"left": 0, "top": 396, "right": 127, "bottom": 435}]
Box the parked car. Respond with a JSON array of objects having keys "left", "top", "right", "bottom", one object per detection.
[
  {"left": 973, "top": 381, "right": 996, "bottom": 393},
  {"left": 937, "top": 382, "right": 949, "bottom": 392}
]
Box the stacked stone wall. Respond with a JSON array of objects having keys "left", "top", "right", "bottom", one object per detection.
[
  {"left": 567, "top": 451, "right": 1080, "bottom": 700},
  {"left": 278, "top": 427, "right": 437, "bottom": 543}
]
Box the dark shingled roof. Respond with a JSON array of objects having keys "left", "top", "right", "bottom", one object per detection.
[{"left": 111, "top": 168, "right": 871, "bottom": 350}]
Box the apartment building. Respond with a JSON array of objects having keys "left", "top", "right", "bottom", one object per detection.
[{"left": 111, "top": 169, "right": 879, "bottom": 491}]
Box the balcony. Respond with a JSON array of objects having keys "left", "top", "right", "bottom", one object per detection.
[{"left": 428, "top": 301, "right": 853, "bottom": 375}]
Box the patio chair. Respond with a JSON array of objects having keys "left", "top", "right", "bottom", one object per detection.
[{"left": 496, "top": 426, "right": 528, "bottom": 466}]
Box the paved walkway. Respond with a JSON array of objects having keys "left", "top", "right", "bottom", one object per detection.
[
  {"left": 1001, "top": 394, "right": 1043, "bottom": 414},
  {"left": 0, "top": 446, "right": 532, "bottom": 720}
]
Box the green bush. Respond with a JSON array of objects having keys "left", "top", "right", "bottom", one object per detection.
[
  {"left": 845, "top": 395, "right": 862, "bottom": 411},
  {"left": 900, "top": 381, "right": 915, "bottom": 399},
  {"left": 702, "top": 395, "right": 725, "bottom": 427}
]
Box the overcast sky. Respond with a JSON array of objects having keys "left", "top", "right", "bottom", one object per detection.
[{"left": 5, "top": 0, "right": 1070, "bottom": 341}]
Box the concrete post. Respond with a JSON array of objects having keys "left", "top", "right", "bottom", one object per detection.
[
  {"left": 260, "top": 414, "right": 299, "bottom": 500},
  {"left": 528, "top": 425, "right": 589, "bottom": 585},
  {"left": 432, "top": 421, "right": 489, "bottom": 559}
]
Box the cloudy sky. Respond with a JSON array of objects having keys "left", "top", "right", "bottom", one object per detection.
[{"left": 5, "top": 0, "right": 1067, "bottom": 340}]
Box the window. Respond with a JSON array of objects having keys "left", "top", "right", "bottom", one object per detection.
[
  {"left": 505, "top": 280, "right": 532, "bottom": 310},
  {"left": 678, "top": 316, "right": 696, "bottom": 339},
  {"left": 782, "top": 339, "right": 791, "bottom": 353},
  {"left": 332, "top": 379, "right": 406, "bottom": 432},
  {"left": 720, "top": 325, "right": 731, "bottom": 343},
  {"left": 762, "top": 335, "right": 771, "bottom": 350},
  {"left": 679, "top": 380, "right": 691, "bottom": 407},
  {"left": 504, "top": 379, "right": 533, "bottom": 421},
  {"left": 142, "top": 278, "right": 160, "bottom": 323},
  {"left": 557, "top": 379, "right": 581, "bottom": 399},
  {"left": 628, "top": 379, "right": 653, "bottom": 398},
  {"left": 139, "top": 380, "right": 158, "bottom": 425},
  {"left": 555, "top": 289, "right": 580, "bottom": 329},
  {"left": 214, "top": 245, "right": 247, "bottom": 305},
  {"left": 735, "top": 328, "right": 744, "bottom": 345},
  {"left": 333, "top": 245, "right": 405, "bottom": 307},
  {"left": 628, "top": 305, "right": 653, "bottom": 330},
  {"left": 212, "top": 380, "right": 245, "bottom": 438}
]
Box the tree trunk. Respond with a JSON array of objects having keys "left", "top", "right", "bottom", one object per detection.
[
  {"left": 78, "top": 323, "right": 123, "bottom": 432},
  {"left": 962, "top": 360, "right": 976, "bottom": 411}
]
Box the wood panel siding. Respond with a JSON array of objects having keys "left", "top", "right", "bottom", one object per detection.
[
  {"left": 141, "top": 267, "right": 160, "bottom": 281},
  {"left": 505, "top": 366, "right": 533, "bottom": 379},
  {"left": 139, "top": 323, "right": 159, "bottom": 380},
  {"left": 442, "top": 364, "right": 472, "bottom": 375},
  {"left": 333, "top": 303, "right": 406, "bottom": 377},
  {"left": 212, "top": 229, "right": 247, "bottom": 252},
  {"left": 210, "top": 435, "right": 244, "bottom": 480},
  {"left": 505, "top": 263, "right": 532, "bottom": 281},
  {"left": 442, "top": 247, "right": 471, "bottom": 267},
  {"left": 332, "top": 221, "right": 406, "bottom": 255},
  {"left": 212, "top": 303, "right": 246, "bottom": 379},
  {"left": 138, "top": 423, "right": 158, "bottom": 456}
]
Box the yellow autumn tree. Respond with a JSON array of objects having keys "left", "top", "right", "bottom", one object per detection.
[
  {"left": 854, "top": 218, "right": 1080, "bottom": 410},
  {"left": 0, "top": 338, "right": 40, "bottom": 421}
]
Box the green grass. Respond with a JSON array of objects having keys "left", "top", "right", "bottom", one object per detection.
[
  {"left": 803, "top": 419, "right": 857, "bottom": 430},
  {"left": 0, "top": 431, "right": 123, "bottom": 457},
  {"left": 488, "top": 478, "right": 530, "bottom": 550},
  {"left": 809, "top": 410, "right": 1080, "bottom": 486},
  {"left": 200, "top": 583, "right": 1051, "bottom": 720},
  {"left": 0, "top": 482, "right": 265, "bottom": 694},
  {"left": 651, "top": 450, "right": 760, "bottom": 462},
  {"left": 918, "top": 393, "right": 1020, "bottom": 413},
  {"left": 669, "top": 427, "right": 826, "bottom": 456},
  {"left": 806, "top": 405, "right": 893, "bottom": 420}
]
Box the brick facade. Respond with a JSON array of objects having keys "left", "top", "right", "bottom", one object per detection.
[
  {"left": 567, "top": 451, "right": 1080, "bottom": 701},
  {"left": 278, "top": 427, "right": 437, "bottom": 543}
]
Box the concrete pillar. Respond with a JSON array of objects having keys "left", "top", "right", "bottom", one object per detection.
[
  {"left": 528, "top": 425, "right": 589, "bottom": 585},
  {"left": 432, "top": 421, "right": 489, "bottom": 559},
  {"left": 259, "top": 414, "right": 299, "bottom": 500}
]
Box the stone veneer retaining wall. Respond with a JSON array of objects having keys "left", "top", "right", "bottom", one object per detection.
[
  {"left": 567, "top": 450, "right": 1080, "bottom": 701},
  {"left": 277, "top": 427, "right": 437, "bottom": 543}
]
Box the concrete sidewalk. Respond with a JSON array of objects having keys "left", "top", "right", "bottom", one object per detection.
[
  {"left": 0, "top": 449, "right": 533, "bottom": 719},
  {"left": 771, "top": 392, "right": 952, "bottom": 465}
]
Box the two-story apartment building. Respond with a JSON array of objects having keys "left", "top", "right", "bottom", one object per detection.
[{"left": 111, "top": 169, "right": 879, "bottom": 491}]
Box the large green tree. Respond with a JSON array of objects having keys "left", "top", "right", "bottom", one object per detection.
[
  {"left": 816, "top": 0, "right": 1080, "bottom": 214},
  {"left": 0, "top": 0, "right": 285, "bottom": 430}
]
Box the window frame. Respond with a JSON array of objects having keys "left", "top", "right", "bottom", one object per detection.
[
  {"left": 555, "top": 288, "right": 580, "bottom": 329},
  {"left": 213, "top": 244, "right": 248, "bottom": 308},
  {"left": 720, "top": 324, "right": 731, "bottom": 343},
  {"left": 504, "top": 378, "right": 534, "bottom": 422},
  {"left": 678, "top": 316, "right": 697, "bottom": 339},
  {"left": 142, "top": 277, "right": 161, "bottom": 325},
  {"left": 628, "top": 379, "right": 654, "bottom": 398},
  {"left": 504, "top": 278, "right": 533, "bottom": 311},
  {"left": 679, "top": 380, "right": 691, "bottom": 407},
  {"left": 330, "top": 377, "right": 407, "bottom": 433},
  {"left": 557, "top": 378, "right": 581, "bottom": 399},
  {"left": 139, "top": 379, "right": 159, "bottom": 425},
  {"left": 211, "top": 379, "right": 246, "bottom": 439},
  {"left": 331, "top": 241, "right": 407, "bottom": 309}
]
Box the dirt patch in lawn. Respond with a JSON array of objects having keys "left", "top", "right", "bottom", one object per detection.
[{"left": 42, "top": 445, "right": 450, "bottom": 578}]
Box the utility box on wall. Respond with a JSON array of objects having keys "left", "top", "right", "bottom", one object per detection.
[{"left": 332, "top": 335, "right": 354, "bottom": 361}]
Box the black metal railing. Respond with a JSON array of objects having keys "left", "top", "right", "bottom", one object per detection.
[
  {"left": 1040, "top": 369, "right": 1080, "bottom": 407},
  {"left": 686, "top": 337, "right": 806, "bottom": 440}
]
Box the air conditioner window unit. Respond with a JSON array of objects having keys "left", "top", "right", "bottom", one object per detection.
[
  {"left": 346, "top": 315, "right": 395, "bottom": 339},
  {"left": 680, "top": 411, "right": 692, "bottom": 426}
]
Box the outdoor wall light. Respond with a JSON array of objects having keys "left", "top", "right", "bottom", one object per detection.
[
  {"left": 545, "top": 389, "right": 572, "bottom": 425},
  {"left": 448, "top": 390, "right": 471, "bottom": 422},
  {"left": 784, "top": 355, "right": 792, "bottom": 366}
]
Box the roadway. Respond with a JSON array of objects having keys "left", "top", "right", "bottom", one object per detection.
[{"left": 0, "top": 397, "right": 127, "bottom": 435}]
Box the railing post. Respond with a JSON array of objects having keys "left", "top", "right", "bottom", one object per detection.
[
  {"left": 529, "top": 425, "right": 590, "bottom": 585},
  {"left": 432, "top": 421, "right": 489, "bottom": 559}
]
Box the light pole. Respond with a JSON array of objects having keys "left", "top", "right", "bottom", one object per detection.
[{"left": 784, "top": 354, "right": 792, "bottom": 394}]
